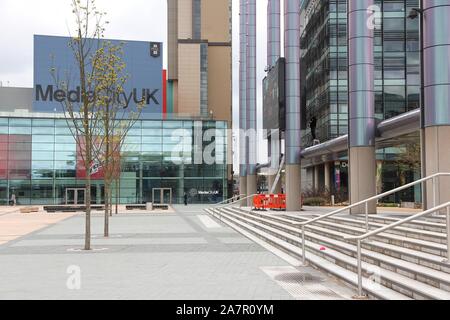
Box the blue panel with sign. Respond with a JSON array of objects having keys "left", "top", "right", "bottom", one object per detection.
[{"left": 33, "top": 35, "right": 163, "bottom": 116}]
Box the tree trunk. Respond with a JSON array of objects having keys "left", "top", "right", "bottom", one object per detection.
[
  {"left": 85, "top": 169, "right": 92, "bottom": 250},
  {"left": 115, "top": 178, "right": 119, "bottom": 215},
  {"left": 109, "top": 185, "right": 113, "bottom": 217},
  {"left": 104, "top": 183, "right": 109, "bottom": 237},
  {"left": 118, "top": 178, "right": 121, "bottom": 214}
]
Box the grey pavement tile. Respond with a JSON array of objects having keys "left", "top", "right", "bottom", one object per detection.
[{"left": 0, "top": 205, "right": 352, "bottom": 300}]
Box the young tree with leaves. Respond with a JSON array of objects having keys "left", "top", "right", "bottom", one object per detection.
[
  {"left": 51, "top": 0, "right": 122, "bottom": 249},
  {"left": 93, "top": 42, "right": 143, "bottom": 236}
]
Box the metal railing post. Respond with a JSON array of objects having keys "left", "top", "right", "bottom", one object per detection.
[
  {"left": 365, "top": 202, "right": 369, "bottom": 232},
  {"left": 421, "top": 179, "right": 425, "bottom": 210},
  {"left": 433, "top": 176, "right": 437, "bottom": 208},
  {"left": 357, "top": 239, "right": 363, "bottom": 297},
  {"left": 302, "top": 225, "right": 306, "bottom": 265},
  {"left": 446, "top": 205, "right": 450, "bottom": 264}
]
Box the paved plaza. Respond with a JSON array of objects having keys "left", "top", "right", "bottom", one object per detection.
[{"left": 0, "top": 205, "right": 355, "bottom": 300}]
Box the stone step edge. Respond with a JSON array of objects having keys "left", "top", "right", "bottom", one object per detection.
[
  {"left": 239, "top": 208, "right": 450, "bottom": 266},
  {"left": 224, "top": 207, "right": 450, "bottom": 286},
  {"left": 217, "top": 208, "right": 450, "bottom": 300},
  {"left": 205, "top": 208, "right": 409, "bottom": 300}
]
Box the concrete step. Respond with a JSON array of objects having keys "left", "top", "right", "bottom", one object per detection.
[
  {"left": 255, "top": 211, "right": 449, "bottom": 258},
  {"left": 205, "top": 208, "right": 410, "bottom": 300},
  {"left": 210, "top": 208, "right": 450, "bottom": 299},
  {"left": 223, "top": 207, "right": 450, "bottom": 294},
  {"left": 350, "top": 214, "right": 448, "bottom": 234},
  {"left": 235, "top": 209, "right": 450, "bottom": 274},
  {"left": 278, "top": 212, "right": 449, "bottom": 250},
  {"left": 422, "top": 216, "right": 447, "bottom": 224},
  {"left": 296, "top": 214, "right": 447, "bottom": 244}
]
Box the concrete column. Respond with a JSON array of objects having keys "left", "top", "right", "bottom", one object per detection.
[
  {"left": 422, "top": 0, "right": 450, "bottom": 209},
  {"left": 267, "top": 1, "right": 281, "bottom": 196},
  {"left": 267, "top": 0, "right": 281, "bottom": 68},
  {"left": 284, "top": 0, "right": 302, "bottom": 211},
  {"left": 348, "top": 0, "right": 377, "bottom": 214},
  {"left": 239, "top": 176, "right": 247, "bottom": 207},
  {"left": 239, "top": 0, "right": 247, "bottom": 201},
  {"left": 349, "top": 147, "right": 377, "bottom": 213},
  {"left": 286, "top": 165, "right": 301, "bottom": 210},
  {"left": 313, "top": 165, "right": 320, "bottom": 190},
  {"left": 246, "top": 0, "right": 257, "bottom": 207},
  {"left": 246, "top": 174, "right": 257, "bottom": 207},
  {"left": 324, "top": 162, "right": 331, "bottom": 191}
]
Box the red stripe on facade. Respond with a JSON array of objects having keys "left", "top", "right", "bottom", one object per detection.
[{"left": 162, "top": 69, "right": 167, "bottom": 119}]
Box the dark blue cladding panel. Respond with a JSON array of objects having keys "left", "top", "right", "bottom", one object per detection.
[{"left": 33, "top": 35, "right": 163, "bottom": 116}]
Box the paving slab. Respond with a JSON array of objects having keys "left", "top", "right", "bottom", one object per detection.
[{"left": 0, "top": 205, "right": 355, "bottom": 300}]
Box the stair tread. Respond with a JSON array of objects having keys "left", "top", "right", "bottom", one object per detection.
[
  {"left": 246, "top": 209, "right": 450, "bottom": 267},
  {"left": 250, "top": 210, "right": 447, "bottom": 251},
  {"left": 279, "top": 211, "right": 448, "bottom": 250},
  {"left": 354, "top": 214, "right": 446, "bottom": 229},
  {"left": 226, "top": 208, "right": 450, "bottom": 283},
  {"left": 218, "top": 208, "right": 450, "bottom": 299},
  {"left": 330, "top": 216, "right": 446, "bottom": 239},
  {"left": 208, "top": 208, "right": 410, "bottom": 300},
  {"left": 278, "top": 211, "right": 447, "bottom": 240}
]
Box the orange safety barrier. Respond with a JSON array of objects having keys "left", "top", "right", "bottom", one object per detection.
[
  {"left": 269, "top": 194, "right": 286, "bottom": 210},
  {"left": 253, "top": 194, "right": 286, "bottom": 211},
  {"left": 253, "top": 194, "right": 269, "bottom": 210}
]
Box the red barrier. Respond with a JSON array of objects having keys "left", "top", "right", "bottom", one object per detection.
[
  {"left": 253, "top": 194, "right": 269, "bottom": 210},
  {"left": 253, "top": 194, "right": 286, "bottom": 210},
  {"left": 269, "top": 194, "right": 286, "bottom": 210}
]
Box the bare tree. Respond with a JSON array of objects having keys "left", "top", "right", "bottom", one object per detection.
[
  {"left": 93, "top": 43, "right": 143, "bottom": 235},
  {"left": 51, "top": 0, "right": 116, "bottom": 249},
  {"left": 396, "top": 141, "right": 421, "bottom": 172},
  {"left": 395, "top": 141, "right": 421, "bottom": 192}
]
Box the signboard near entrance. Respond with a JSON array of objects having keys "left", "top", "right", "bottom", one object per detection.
[{"left": 263, "top": 58, "right": 286, "bottom": 137}]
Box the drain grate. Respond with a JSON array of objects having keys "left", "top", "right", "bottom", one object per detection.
[
  {"left": 274, "top": 272, "right": 324, "bottom": 284},
  {"left": 261, "top": 266, "right": 346, "bottom": 300}
]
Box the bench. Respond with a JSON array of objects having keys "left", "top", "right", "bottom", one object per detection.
[
  {"left": 126, "top": 204, "right": 147, "bottom": 210},
  {"left": 125, "top": 204, "right": 169, "bottom": 211},
  {"left": 153, "top": 204, "right": 169, "bottom": 210},
  {"left": 20, "top": 207, "right": 39, "bottom": 213},
  {"left": 43, "top": 205, "right": 105, "bottom": 213}
]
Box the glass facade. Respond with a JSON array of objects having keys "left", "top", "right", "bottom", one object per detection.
[
  {"left": 200, "top": 43, "right": 209, "bottom": 117},
  {"left": 300, "top": 0, "right": 421, "bottom": 203},
  {"left": 300, "top": 0, "right": 420, "bottom": 146},
  {"left": 192, "top": 0, "right": 202, "bottom": 40},
  {"left": 0, "top": 117, "right": 228, "bottom": 205}
]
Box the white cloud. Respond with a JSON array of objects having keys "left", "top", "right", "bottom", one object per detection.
[
  {"left": 1, "top": 0, "right": 271, "bottom": 169},
  {"left": 0, "top": 0, "right": 167, "bottom": 87}
]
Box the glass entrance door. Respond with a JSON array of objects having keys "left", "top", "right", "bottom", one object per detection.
[
  {"left": 152, "top": 188, "right": 172, "bottom": 205},
  {"left": 77, "top": 189, "right": 85, "bottom": 205},
  {"left": 163, "top": 189, "right": 172, "bottom": 204},
  {"left": 65, "top": 188, "right": 86, "bottom": 205},
  {"left": 66, "top": 189, "right": 75, "bottom": 205}
]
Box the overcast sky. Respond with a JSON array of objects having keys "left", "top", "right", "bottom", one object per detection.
[{"left": 0, "top": 0, "right": 270, "bottom": 165}]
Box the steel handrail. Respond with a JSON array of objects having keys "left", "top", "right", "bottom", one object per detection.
[
  {"left": 345, "top": 202, "right": 450, "bottom": 242},
  {"left": 293, "top": 172, "right": 450, "bottom": 266},
  {"left": 216, "top": 194, "right": 258, "bottom": 209},
  {"left": 344, "top": 201, "right": 450, "bottom": 297},
  {"left": 213, "top": 194, "right": 246, "bottom": 206}
]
